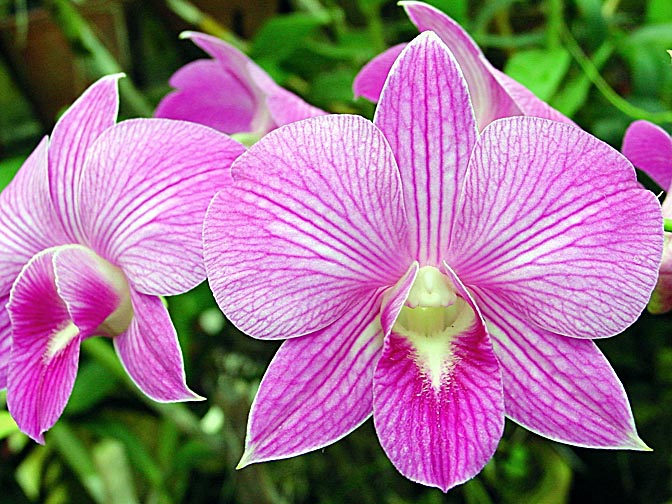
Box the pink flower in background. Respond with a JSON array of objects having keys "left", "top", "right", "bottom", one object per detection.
[
  {"left": 354, "top": 1, "right": 572, "bottom": 129},
  {"left": 623, "top": 119, "right": 672, "bottom": 314},
  {"left": 204, "top": 33, "right": 662, "bottom": 491},
  {"left": 155, "top": 32, "right": 324, "bottom": 138},
  {"left": 0, "top": 75, "right": 245, "bottom": 443}
]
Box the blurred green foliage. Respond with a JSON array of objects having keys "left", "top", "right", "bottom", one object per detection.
[{"left": 0, "top": 0, "right": 671, "bottom": 503}]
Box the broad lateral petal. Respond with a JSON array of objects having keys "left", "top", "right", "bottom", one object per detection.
[
  {"left": 0, "top": 137, "right": 69, "bottom": 295},
  {"left": 478, "top": 292, "right": 648, "bottom": 450},
  {"left": 0, "top": 294, "right": 11, "bottom": 388},
  {"left": 490, "top": 68, "right": 575, "bottom": 125},
  {"left": 622, "top": 120, "right": 672, "bottom": 190},
  {"left": 114, "top": 289, "right": 202, "bottom": 402},
  {"left": 204, "top": 114, "right": 411, "bottom": 339},
  {"left": 373, "top": 268, "right": 504, "bottom": 492},
  {"left": 353, "top": 43, "right": 407, "bottom": 102},
  {"left": 402, "top": 2, "right": 521, "bottom": 128},
  {"left": 240, "top": 294, "right": 383, "bottom": 466},
  {"left": 6, "top": 250, "right": 82, "bottom": 443},
  {"left": 49, "top": 74, "right": 121, "bottom": 240},
  {"left": 78, "top": 118, "right": 245, "bottom": 296},
  {"left": 450, "top": 117, "right": 663, "bottom": 338},
  {"left": 374, "top": 32, "right": 477, "bottom": 266},
  {"left": 155, "top": 59, "right": 257, "bottom": 133}
]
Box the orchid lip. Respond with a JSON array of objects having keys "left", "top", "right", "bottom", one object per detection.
[{"left": 392, "top": 266, "right": 475, "bottom": 391}]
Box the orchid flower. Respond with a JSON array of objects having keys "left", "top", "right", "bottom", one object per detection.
[
  {"left": 354, "top": 1, "right": 572, "bottom": 130},
  {"left": 622, "top": 119, "right": 672, "bottom": 314},
  {"left": 0, "top": 75, "right": 245, "bottom": 443},
  {"left": 203, "top": 33, "right": 663, "bottom": 491},
  {"left": 155, "top": 32, "right": 324, "bottom": 139}
]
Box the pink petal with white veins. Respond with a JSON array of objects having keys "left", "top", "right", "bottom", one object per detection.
[
  {"left": 114, "top": 289, "right": 202, "bottom": 402},
  {"left": 0, "top": 137, "right": 69, "bottom": 294},
  {"left": 7, "top": 250, "right": 81, "bottom": 443},
  {"left": 240, "top": 293, "right": 384, "bottom": 466},
  {"left": 402, "top": 1, "right": 521, "bottom": 128},
  {"left": 373, "top": 265, "right": 504, "bottom": 492},
  {"left": 450, "top": 116, "right": 662, "bottom": 338},
  {"left": 78, "top": 118, "right": 245, "bottom": 296},
  {"left": 622, "top": 119, "right": 672, "bottom": 190},
  {"left": 48, "top": 74, "right": 121, "bottom": 240},
  {"left": 374, "top": 31, "right": 477, "bottom": 266},
  {"left": 155, "top": 59, "right": 257, "bottom": 133},
  {"left": 353, "top": 43, "right": 407, "bottom": 102},
  {"left": 204, "top": 114, "right": 411, "bottom": 339},
  {"left": 477, "top": 291, "right": 648, "bottom": 449},
  {"left": 0, "top": 294, "right": 11, "bottom": 388}
]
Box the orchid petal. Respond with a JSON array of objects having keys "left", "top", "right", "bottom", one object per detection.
[
  {"left": 48, "top": 74, "right": 121, "bottom": 240},
  {"left": 380, "top": 262, "right": 418, "bottom": 335},
  {"left": 204, "top": 114, "right": 411, "bottom": 339},
  {"left": 622, "top": 119, "right": 672, "bottom": 190},
  {"left": 402, "top": 1, "right": 521, "bottom": 128},
  {"left": 373, "top": 266, "right": 504, "bottom": 492},
  {"left": 53, "top": 245, "right": 126, "bottom": 334},
  {"left": 6, "top": 250, "right": 81, "bottom": 443},
  {"left": 0, "top": 295, "right": 11, "bottom": 388},
  {"left": 449, "top": 117, "right": 663, "bottom": 338},
  {"left": 240, "top": 294, "right": 383, "bottom": 466},
  {"left": 256, "top": 74, "right": 326, "bottom": 126},
  {"left": 374, "top": 31, "right": 477, "bottom": 265},
  {"left": 353, "top": 43, "right": 407, "bottom": 102},
  {"left": 114, "top": 289, "right": 202, "bottom": 402},
  {"left": 78, "top": 118, "right": 245, "bottom": 296},
  {"left": 0, "top": 137, "right": 69, "bottom": 294},
  {"left": 491, "top": 68, "right": 575, "bottom": 125},
  {"left": 477, "top": 292, "right": 648, "bottom": 449},
  {"left": 155, "top": 59, "right": 257, "bottom": 133}
]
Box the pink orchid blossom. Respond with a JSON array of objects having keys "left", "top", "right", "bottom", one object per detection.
[
  {"left": 203, "top": 33, "right": 663, "bottom": 492},
  {"left": 0, "top": 75, "right": 245, "bottom": 443},
  {"left": 623, "top": 119, "right": 672, "bottom": 314},
  {"left": 155, "top": 32, "right": 324, "bottom": 138},
  {"left": 354, "top": 1, "right": 572, "bottom": 130}
]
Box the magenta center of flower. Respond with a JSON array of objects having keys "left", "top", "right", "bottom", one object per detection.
[{"left": 392, "top": 266, "right": 475, "bottom": 390}]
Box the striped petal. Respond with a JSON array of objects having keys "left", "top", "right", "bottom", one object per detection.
[
  {"left": 477, "top": 291, "right": 648, "bottom": 450},
  {"left": 373, "top": 266, "right": 504, "bottom": 492},
  {"left": 0, "top": 137, "right": 69, "bottom": 295},
  {"left": 239, "top": 293, "right": 383, "bottom": 466},
  {"left": 204, "top": 114, "right": 411, "bottom": 339},
  {"left": 374, "top": 31, "right": 477, "bottom": 266},
  {"left": 48, "top": 74, "right": 121, "bottom": 241},
  {"left": 622, "top": 119, "right": 672, "bottom": 190},
  {"left": 77, "top": 118, "right": 245, "bottom": 296},
  {"left": 402, "top": 1, "right": 521, "bottom": 128},
  {"left": 0, "top": 295, "right": 9, "bottom": 388},
  {"left": 449, "top": 116, "right": 663, "bottom": 338},
  {"left": 114, "top": 289, "right": 202, "bottom": 402}
]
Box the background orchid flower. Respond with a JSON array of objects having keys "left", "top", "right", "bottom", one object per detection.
[
  {"left": 204, "top": 32, "right": 663, "bottom": 492},
  {"left": 354, "top": 1, "right": 572, "bottom": 130},
  {"left": 0, "top": 74, "right": 245, "bottom": 443},
  {"left": 155, "top": 32, "right": 324, "bottom": 139},
  {"left": 623, "top": 119, "right": 672, "bottom": 314}
]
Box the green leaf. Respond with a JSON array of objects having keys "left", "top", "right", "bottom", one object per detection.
[
  {"left": 65, "top": 361, "right": 120, "bottom": 415},
  {"left": 0, "top": 155, "right": 24, "bottom": 192},
  {"left": 0, "top": 410, "right": 19, "bottom": 440},
  {"left": 504, "top": 48, "right": 572, "bottom": 101},
  {"left": 251, "top": 13, "right": 328, "bottom": 64},
  {"left": 647, "top": 0, "right": 672, "bottom": 23},
  {"left": 92, "top": 439, "right": 140, "bottom": 504}
]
